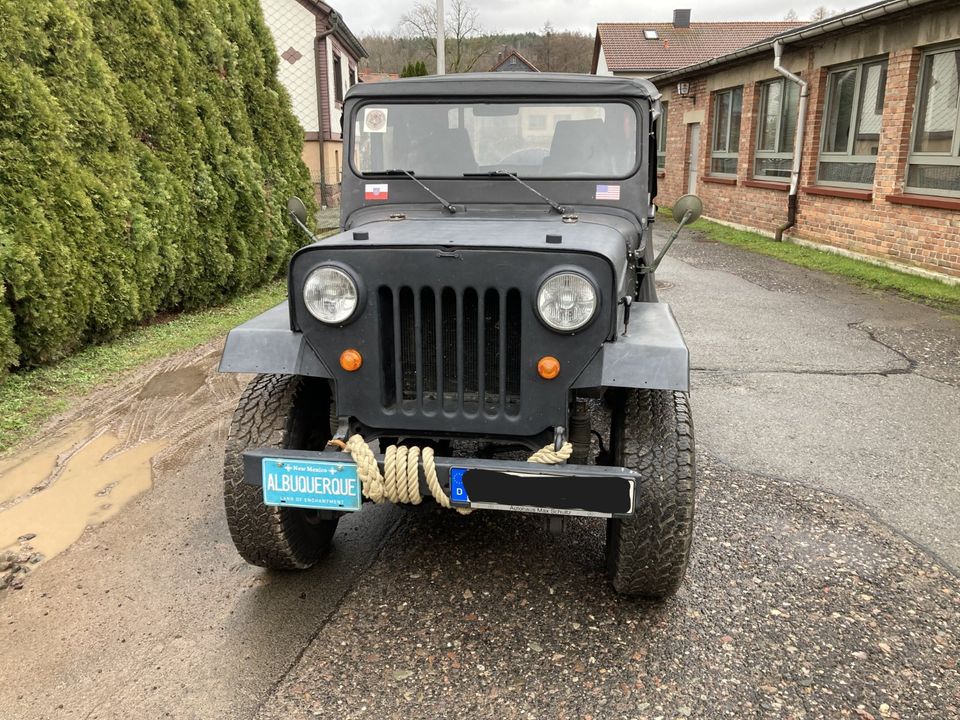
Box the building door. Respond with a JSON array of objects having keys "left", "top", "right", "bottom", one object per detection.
[{"left": 687, "top": 123, "right": 700, "bottom": 194}]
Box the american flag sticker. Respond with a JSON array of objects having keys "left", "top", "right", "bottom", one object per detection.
[
  {"left": 365, "top": 183, "right": 389, "bottom": 201},
  {"left": 595, "top": 184, "right": 621, "bottom": 200}
]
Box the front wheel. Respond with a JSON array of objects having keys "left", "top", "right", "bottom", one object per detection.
[
  {"left": 604, "top": 388, "right": 696, "bottom": 599},
  {"left": 223, "top": 374, "right": 339, "bottom": 569}
]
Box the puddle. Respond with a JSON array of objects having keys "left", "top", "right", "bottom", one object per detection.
[
  {"left": 139, "top": 365, "right": 207, "bottom": 399},
  {"left": 0, "top": 423, "right": 93, "bottom": 506},
  {"left": 0, "top": 430, "right": 166, "bottom": 565}
]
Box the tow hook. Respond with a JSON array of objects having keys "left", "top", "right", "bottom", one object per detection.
[{"left": 553, "top": 426, "right": 567, "bottom": 452}]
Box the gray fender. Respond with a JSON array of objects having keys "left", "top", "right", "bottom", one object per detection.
[
  {"left": 218, "top": 303, "right": 332, "bottom": 377},
  {"left": 572, "top": 302, "right": 689, "bottom": 392}
]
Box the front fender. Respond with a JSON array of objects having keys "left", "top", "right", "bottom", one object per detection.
[
  {"left": 572, "top": 302, "right": 689, "bottom": 392},
  {"left": 218, "top": 303, "right": 332, "bottom": 378}
]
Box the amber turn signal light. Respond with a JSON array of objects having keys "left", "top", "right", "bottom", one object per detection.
[
  {"left": 339, "top": 348, "right": 363, "bottom": 372},
  {"left": 537, "top": 355, "right": 560, "bottom": 380}
]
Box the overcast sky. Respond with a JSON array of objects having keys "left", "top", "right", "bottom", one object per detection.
[{"left": 338, "top": 1, "right": 847, "bottom": 35}]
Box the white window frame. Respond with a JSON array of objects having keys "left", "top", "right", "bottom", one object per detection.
[
  {"left": 906, "top": 44, "right": 960, "bottom": 198},
  {"left": 754, "top": 78, "right": 798, "bottom": 181},
  {"left": 711, "top": 87, "right": 742, "bottom": 176},
  {"left": 817, "top": 58, "right": 888, "bottom": 188},
  {"left": 657, "top": 102, "right": 668, "bottom": 170}
]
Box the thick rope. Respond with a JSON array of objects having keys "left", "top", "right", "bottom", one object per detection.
[{"left": 337, "top": 434, "right": 573, "bottom": 515}]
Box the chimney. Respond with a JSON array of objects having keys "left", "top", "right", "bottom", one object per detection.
[{"left": 673, "top": 9, "right": 691, "bottom": 28}]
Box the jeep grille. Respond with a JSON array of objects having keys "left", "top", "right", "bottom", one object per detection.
[{"left": 377, "top": 286, "right": 522, "bottom": 417}]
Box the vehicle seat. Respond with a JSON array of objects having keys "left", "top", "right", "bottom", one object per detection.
[{"left": 541, "top": 119, "right": 613, "bottom": 176}]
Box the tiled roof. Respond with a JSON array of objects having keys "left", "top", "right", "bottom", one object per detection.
[
  {"left": 596, "top": 21, "right": 804, "bottom": 72},
  {"left": 359, "top": 71, "right": 399, "bottom": 83},
  {"left": 490, "top": 49, "right": 539, "bottom": 72}
]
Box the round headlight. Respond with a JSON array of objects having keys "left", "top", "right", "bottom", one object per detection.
[
  {"left": 303, "top": 266, "right": 359, "bottom": 324},
  {"left": 536, "top": 272, "right": 597, "bottom": 332}
]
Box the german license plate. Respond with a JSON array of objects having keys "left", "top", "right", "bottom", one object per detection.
[
  {"left": 448, "top": 467, "right": 634, "bottom": 517},
  {"left": 261, "top": 457, "right": 362, "bottom": 511}
]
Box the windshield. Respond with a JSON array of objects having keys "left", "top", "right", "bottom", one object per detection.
[{"left": 352, "top": 102, "right": 638, "bottom": 178}]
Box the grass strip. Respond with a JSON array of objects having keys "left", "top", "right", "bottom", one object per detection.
[
  {"left": 0, "top": 280, "right": 287, "bottom": 453},
  {"left": 660, "top": 209, "right": 960, "bottom": 310}
]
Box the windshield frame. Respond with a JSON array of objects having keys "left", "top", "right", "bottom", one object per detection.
[{"left": 348, "top": 98, "right": 644, "bottom": 182}]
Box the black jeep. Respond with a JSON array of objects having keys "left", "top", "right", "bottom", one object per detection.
[{"left": 219, "top": 73, "right": 702, "bottom": 599}]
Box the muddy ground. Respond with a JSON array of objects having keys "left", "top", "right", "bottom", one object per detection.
[{"left": 0, "top": 228, "right": 958, "bottom": 719}]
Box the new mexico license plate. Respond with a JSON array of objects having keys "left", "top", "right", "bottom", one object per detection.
[{"left": 261, "top": 458, "right": 362, "bottom": 511}]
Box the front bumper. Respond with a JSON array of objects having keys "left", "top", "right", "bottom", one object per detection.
[{"left": 243, "top": 448, "right": 638, "bottom": 518}]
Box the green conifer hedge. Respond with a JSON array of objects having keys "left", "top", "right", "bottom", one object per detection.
[{"left": 0, "top": 0, "right": 314, "bottom": 370}]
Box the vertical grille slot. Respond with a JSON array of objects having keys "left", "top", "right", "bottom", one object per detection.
[
  {"left": 399, "top": 287, "right": 416, "bottom": 403},
  {"left": 420, "top": 287, "right": 437, "bottom": 407},
  {"left": 483, "top": 290, "right": 500, "bottom": 414},
  {"left": 462, "top": 289, "right": 479, "bottom": 413},
  {"left": 505, "top": 289, "right": 522, "bottom": 414},
  {"left": 441, "top": 288, "right": 458, "bottom": 413},
  {"left": 378, "top": 287, "right": 396, "bottom": 407},
  {"left": 379, "top": 284, "right": 521, "bottom": 417}
]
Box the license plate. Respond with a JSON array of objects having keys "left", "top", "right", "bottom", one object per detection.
[
  {"left": 261, "top": 457, "right": 362, "bottom": 511},
  {"left": 449, "top": 467, "right": 634, "bottom": 517}
]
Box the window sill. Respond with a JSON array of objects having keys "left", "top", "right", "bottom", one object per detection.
[
  {"left": 887, "top": 193, "right": 960, "bottom": 211},
  {"left": 802, "top": 185, "right": 873, "bottom": 201},
  {"left": 743, "top": 179, "right": 790, "bottom": 191},
  {"left": 703, "top": 175, "right": 737, "bottom": 186},
  {"left": 656, "top": 170, "right": 666, "bottom": 178}
]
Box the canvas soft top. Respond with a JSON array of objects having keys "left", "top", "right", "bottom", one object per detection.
[{"left": 346, "top": 72, "right": 660, "bottom": 102}]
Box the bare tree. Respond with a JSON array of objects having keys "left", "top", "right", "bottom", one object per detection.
[
  {"left": 400, "top": 0, "right": 495, "bottom": 73},
  {"left": 783, "top": 9, "right": 799, "bottom": 21},
  {"left": 540, "top": 21, "right": 554, "bottom": 71},
  {"left": 810, "top": 6, "right": 835, "bottom": 21}
]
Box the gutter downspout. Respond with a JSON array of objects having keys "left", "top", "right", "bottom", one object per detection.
[
  {"left": 314, "top": 11, "right": 343, "bottom": 209},
  {"left": 773, "top": 40, "right": 809, "bottom": 241}
]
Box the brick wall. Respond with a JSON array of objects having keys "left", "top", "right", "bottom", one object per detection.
[{"left": 655, "top": 34, "right": 960, "bottom": 280}]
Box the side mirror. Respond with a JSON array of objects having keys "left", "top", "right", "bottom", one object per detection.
[
  {"left": 287, "top": 197, "right": 308, "bottom": 226},
  {"left": 672, "top": 194, "right": 703, "bottom": 225},
  {"left": 639, "top": 195, "right": 705, "bottom": 276}
]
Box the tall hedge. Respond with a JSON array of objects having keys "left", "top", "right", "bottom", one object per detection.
[{"left": 0, "top": 0, "right": 314, "bottom": 370}]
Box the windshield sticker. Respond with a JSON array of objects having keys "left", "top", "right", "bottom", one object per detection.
[
  {"left": 365, "top": 183, "right": 389, "bottom": 201},
  {"left": 363, "top": 107, "right": 388, "bottom": 133},
  {"left": 595, "top": 184, "right": 621, "bottom": 200}
]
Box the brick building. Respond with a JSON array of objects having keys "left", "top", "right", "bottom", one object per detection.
[
  {"left": 645, "top": 0, "right": 960, "bottom": 281},
  {"left": 260, "top": 0, "right": 367, "bottom": 208}
]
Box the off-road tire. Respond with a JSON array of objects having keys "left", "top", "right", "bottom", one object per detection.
[
  {"left": 605, "top": 389, "right": 695, "bottom": 599},
  {"left": 223, "top": 374, "right": 339, "bottom": 569}
]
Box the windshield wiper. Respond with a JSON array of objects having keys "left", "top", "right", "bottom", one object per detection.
[
  {"left": 463, "top": 170, "right": 568, "bottom": 214},
  {"left": 380, "top": 169, "right": 456, "bottom": 214}
]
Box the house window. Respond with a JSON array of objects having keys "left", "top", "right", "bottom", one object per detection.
[
  {"left": 754, "top": 78, "right": 800, "bottom": 180},
  {"left": 333, "top": 54, "right": 344, "bottom": 103},
  {"left": 817, "top": 58, "right": 887, "bottom": 187},
  {"left": 656, "top": 102, "right": 668, "bottom": 169},
  {"left": 907, "top": 45, "right": 960, "bottom": 197},
  {"left": 349, "top": 67, "right": 357, "bottom": 88},
  {"left": 711, "top": 87, "right": 743, "bottom": 175}
]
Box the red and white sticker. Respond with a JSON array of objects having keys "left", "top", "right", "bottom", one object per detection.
[{"left": 365, "top": 183, "right": 388, "bottom": 201}]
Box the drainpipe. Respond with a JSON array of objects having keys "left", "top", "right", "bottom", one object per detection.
[
  {"left": 773, "top": 40, "right": 809, "bottom": 241},
  {"left": 314, "top": 11, "right": 343, "bottom": 209}
]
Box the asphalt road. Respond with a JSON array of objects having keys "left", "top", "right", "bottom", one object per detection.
[{"left": 1, "top": 227, "right": 958, "bottom": 719}]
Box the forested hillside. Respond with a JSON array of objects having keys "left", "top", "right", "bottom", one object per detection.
[
  {"left": 362, "top": 28, "right": 594, "bottom": 75},
  {"left": 0, "top": 0, "right": 313, "bottom": 371}
]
